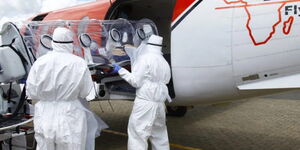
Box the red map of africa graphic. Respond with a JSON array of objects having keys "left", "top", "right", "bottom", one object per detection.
[{"left": 216, "top": 0, "right": 296, "bottom": 46}]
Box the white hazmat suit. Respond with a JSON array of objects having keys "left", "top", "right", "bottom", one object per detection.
[
  {"left": 26, "top": 27, "right": 107, "bottom": 150},
  {"left": 118, "top": 35, "right": 171, "bottom": 150}
]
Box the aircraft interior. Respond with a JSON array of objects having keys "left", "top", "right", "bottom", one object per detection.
[
  {"left": 105, "top": 0, "right": 177, "bottom": 55},
  {"left": 105, "top": 0, "right": 177, "bottom": 99}
]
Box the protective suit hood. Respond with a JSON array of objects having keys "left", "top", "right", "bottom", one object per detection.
[
  {"left": 51, "top": 27, "right": 74, "bottom": 53},
  {"left": 144, "top": 35, "right": 163, "bottom": 55}
]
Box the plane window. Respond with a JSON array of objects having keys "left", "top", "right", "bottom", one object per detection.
[{"left": 32, "top": 13, "right": 48, "bottom": 21}]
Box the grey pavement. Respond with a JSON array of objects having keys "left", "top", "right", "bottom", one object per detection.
[{"left": 91, "top": 97, "right": 300, "bottom": 150}]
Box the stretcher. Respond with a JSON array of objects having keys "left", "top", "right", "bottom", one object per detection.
[
  {"left": 0, "top": 83, "right": 35, "bottom": 150},
  {"left": 0, "top": 117, "right": 35, "bottom": 150}
]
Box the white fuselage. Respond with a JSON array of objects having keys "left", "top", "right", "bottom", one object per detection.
[{"left": 171, "top": 0, "right": 300, "bottom": 105}]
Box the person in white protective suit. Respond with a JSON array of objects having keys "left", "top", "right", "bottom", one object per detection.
[
  {"left": 26, "top": 27, "right": 108, "bottom": 150},
  {"left": 112, "top": 35, "right": 172, "bottom": 150}
]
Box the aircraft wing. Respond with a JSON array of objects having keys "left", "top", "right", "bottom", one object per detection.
[{"left": 238, "top": 74, "right": 300, "bottom": 90}]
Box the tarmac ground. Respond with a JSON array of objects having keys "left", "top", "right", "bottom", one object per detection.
[{"left": 91, "top": 96, "right": 300, "bottom": 150}]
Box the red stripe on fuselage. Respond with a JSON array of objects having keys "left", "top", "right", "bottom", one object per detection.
[{"left": 172, "top": 0, "right": 196, "bottom": 22}]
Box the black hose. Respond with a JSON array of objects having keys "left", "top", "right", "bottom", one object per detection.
[
  {"left": 7, "top": 83, "right": 12, "bottom": 113},
  {"left": 10, "top": 22, "right": 34, "bottom": 65}
]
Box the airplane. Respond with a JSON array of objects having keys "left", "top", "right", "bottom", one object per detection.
[{"left": 7, "top": 0, "right": 300, "bottom": 116}]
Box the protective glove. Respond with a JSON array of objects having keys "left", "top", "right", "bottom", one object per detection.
[{"left": 111, "top": 64, "right": 121, "bottom": 74}]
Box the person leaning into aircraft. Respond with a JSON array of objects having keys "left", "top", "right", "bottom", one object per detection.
[
  {"left": 26, "top": 27, "right": 108, "bottom": 150},
  {"left": 112, "top": 35, "right": 172, "bottom": 150}
]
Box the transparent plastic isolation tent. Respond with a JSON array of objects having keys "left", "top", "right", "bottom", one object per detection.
[
  {"left": 0, "top": 19, "right": 159, "bottom": 138},
  {"left": 13, "top": 19, "right": 156, "bottom": 66},
  {"left": 0, "top": 18, "right": 158, "bottom": 99}
]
